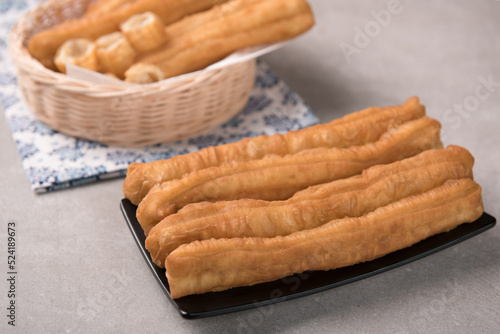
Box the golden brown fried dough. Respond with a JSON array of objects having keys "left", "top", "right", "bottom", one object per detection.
[
  {"left": 120, "top": 11, "right": 167, "bottom": 53},
  {"left": 165, "top": 178, "right": 484, "bottom": 298},
  {"left": 136, "top": 116, "right": 443, "bottom": 235},
  {"left": 123, "top": 63, "right": 165, "bottom": 83},
  {"left": 145, "top": 144, "right": 471, "bottom": 226},
  {"left": 163, "top": 0, "right": 265, "bottom": 40},
  {"left": 146, "top": 145, "right": 474, "bottom": 267},
  {"left": 131, "top": 0, "right": 313, "bottom": 69},
  {"left": 27, "top": 0, "right": 229, "bottom": 70},
  {"left": 126, "top": 0, "right": 314, "bottom": 81},
  {"left": 123, "top": 97, "right": 425, "bottom": 205},
  {"left": 95, "top": 32, "right": 136, "bottom": 78},
  {"left": 85, "top": 0, "right": 135, "bottom": 17},
  {"left": 157, "top": 12, "right": 314, "bottom": 79},
  {"left": 54, "top": 38, "right": 98, "bottom": 73}
]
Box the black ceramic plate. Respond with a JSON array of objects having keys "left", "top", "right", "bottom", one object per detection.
[{"left": 120, "top": 199, "right": 496, "bottom": 319}]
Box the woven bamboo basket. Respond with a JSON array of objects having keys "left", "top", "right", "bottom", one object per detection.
[{"left": 8, "top": 0, "right": 256, "bottom": 147}]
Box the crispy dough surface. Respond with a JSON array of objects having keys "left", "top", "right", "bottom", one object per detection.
[
  {"left": 136, "top": 116, "right": 443, "bottom": 235},
  {"left": 165, "top": 179, "right": 484, "bottom": 298},
  {"left": 148, "top": 144, "right": 472, "bottom": 224},
  {"left": 85, "top": 0, "right": 135, "bottom": 18},
  {"left": 123, "top": 97, "right": 425, "bottom": 205},
  {"left": 137, "top": 0, "right": 312, "bottom": 65},
  {"left": 27, "top": 0, "right": 228, "bottom": 69},
  {"left": 126, "top": 0, "right": 315, "bottom": 80},
  {"left": 155, "top": 11, "right": 314, "bottom": 79},
  {"left": 163, "top": 0, "right": 266, "bottom": 40},
  {"left": 145, "top": 145, "right": 474, "bottom": 267}
]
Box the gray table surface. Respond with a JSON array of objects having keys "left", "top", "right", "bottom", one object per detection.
[{"left": 1, "top": 0, "right": 499, "bottom": 333}]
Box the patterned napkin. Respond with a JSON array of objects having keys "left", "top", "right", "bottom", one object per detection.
[{"left": 0, "top": 1, "right": 318, "bottom": 193}]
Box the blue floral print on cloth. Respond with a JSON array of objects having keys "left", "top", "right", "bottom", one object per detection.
[{"left": 0, "top": 0, "right": 319, "bottom": 193}]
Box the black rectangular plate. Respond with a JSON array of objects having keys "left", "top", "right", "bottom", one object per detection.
[{"left": 120, "top": 198, "right": 496, "bottom": 319}]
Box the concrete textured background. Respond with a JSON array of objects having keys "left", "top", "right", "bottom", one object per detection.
[{"left": 1, "top": 0, "right": 499, "bottom": 333}]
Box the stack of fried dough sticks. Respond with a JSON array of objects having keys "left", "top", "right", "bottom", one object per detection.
[
  {"left": 27, "top": 0, "right": 315, "bottom": 82},
  {"left": 122, "top": 97, "right": 484, "bottom": 299}
]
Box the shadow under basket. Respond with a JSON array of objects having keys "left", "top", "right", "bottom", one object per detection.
[{"left": 7, "top": 0, "right": 256, "bottom": 147}]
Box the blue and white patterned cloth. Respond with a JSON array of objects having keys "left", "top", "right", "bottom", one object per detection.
[{"left": 0, "top": 0, "right": 318, "bottom": 193}]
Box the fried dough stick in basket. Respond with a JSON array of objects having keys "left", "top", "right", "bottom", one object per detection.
[
  {"left": 85, "top": 0, "right": 136, "bottom": 17},
  {"left": 163, "top": 0, "right": 266, "bottom": 40},
  {"left": 125, "top": 0, "right": 315, "bottom": 81},
  {"left": 158, "top": 12, "right": 314, "bottom": 79},
  {"left": 165, "top": 178, "right": 484, "bottom": 298},
  {"left": 123, "top": 97, "right": 425, "bottom": 205},
  {"left": 27, "top": 0, "right": 229, "bottom": 69},
  {"left": 133, "top": 0, "right": 312, "bottom": 66}
]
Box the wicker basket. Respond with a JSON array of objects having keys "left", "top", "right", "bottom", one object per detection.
[{"left": 8, "top": 0, "right": 256, "bottom": 147}]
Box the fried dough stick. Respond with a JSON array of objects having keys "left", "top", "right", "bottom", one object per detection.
[
  {"left": 131, "top": 0, "right": 313, "bottom": 70},
  {"left": 27, "top": 0, "right": 229, "bottom": 70},
  {"left": 145, "top": 145, "right": 469, "bottom": 226},
  {"left": 146, "top": 145, "right": 474, "bottom": 267},
  {"left": 163, "top": 0, "right": 265, "bottom": 39},
  {"left": 155, "top": 12, "right": 314, "bottom": 79},
  {"left": 123, "top": 97, "right": 425, "bottom": 205},
  {"left": 165, "top": 178, "right": 484, "bottom": 298},
  {"left": 85, "top": 0, "right": 135, "bottom": 17},
  {"left": 136, "top": 117, "right": 443, "bottom": 234}
]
